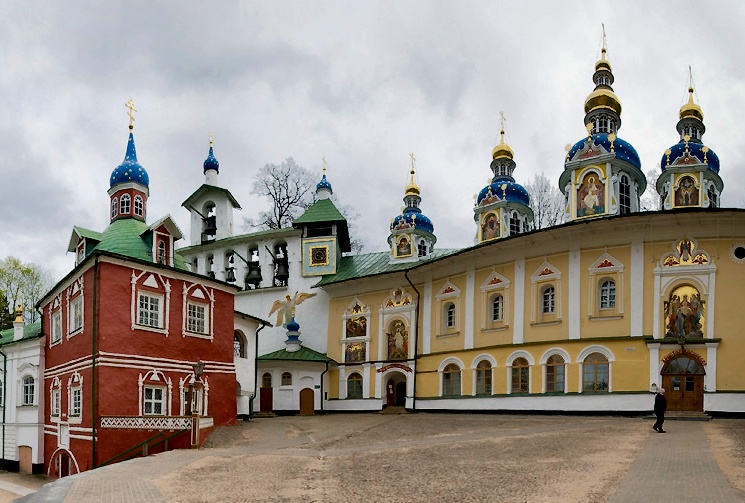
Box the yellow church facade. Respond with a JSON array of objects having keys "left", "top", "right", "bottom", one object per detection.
[{"left": 320, "top": 209, "right": 745, "bottom": 414}]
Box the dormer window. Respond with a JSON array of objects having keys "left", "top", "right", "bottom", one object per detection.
[
  {"left": 111, "top": 197, "right": 118, "bottom": 219},
  {"left": 134, "top": 195, "right": 144, "bottom": 217},
  {"left": 157, "top": 240, "right": 167, "bottom": 264},
  {"left": 120, "top": 194, "right": 131, "bottom": 215}
]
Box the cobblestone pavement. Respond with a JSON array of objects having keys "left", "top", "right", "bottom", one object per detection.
[{"left": 15, "top": 414, "right": 745, "bottom": 503}]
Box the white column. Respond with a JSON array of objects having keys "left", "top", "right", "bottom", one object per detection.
[
  {"left": 630, "top": 241, "right": 645, "bottom": 336},
  {"left": 648, "top": 343, "right": 660, "bottom": 389},
  {"left": 513, "top": 259, "right": 525, "bottom": 344},
  {"left": 705, "top": 342, "right": 718, "bottom": 392},
  {"left": 464, "top": 268, "right": 475, "bottom": 350},
  {"left": 568, "top": 248, "right": 581, "bottom": 340}
]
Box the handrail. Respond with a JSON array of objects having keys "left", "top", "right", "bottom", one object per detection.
[{"left": 98, "top": 428, "right": 188, "bottom": 467}]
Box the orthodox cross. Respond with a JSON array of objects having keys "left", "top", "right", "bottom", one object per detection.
[
  {"left": 322, "top": 155, "right": 328, "bottom": 175},
  {"left": 125, "top": 99, "right": 137, "bottom": 129},
  {"left": 409, "top": 152, "right": 416, "bottom": 171}
]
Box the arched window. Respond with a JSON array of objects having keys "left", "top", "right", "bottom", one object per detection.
[
  {"left": 261, "top": 373, "right": 272, "bottom": 388},
  {"left": 542, "top": 286, "right": 555, "bottom": 314},
  {"left": 418, "top": 240, "right": 428, "bottom": 257},
  {"left": 281, "top": 372, "right": 292, "bottom": 386},
  {"left": 600, "top": 280, "right": 616, "bottom": 309},
  {"left": 120, "top": 193, "right": 131, "bottom": 215},
  {"left": 511, "top": 357, "right": 529, "bottom": 393},
  {"left": 707, "top": 185, "right": 718, "bottom": 208},
  {"left": 347, "top": 373, "right": 363, "bottom": 399},
  {"left": 583, "top": 352, "right": 609, "bottom": 392},
  {"left": 234, "top": 332, "right": 246, "bottom": 358},
  {"left": 134, "top": 195, "right": 144, "bottom": 216},
  {"left": 22, "top": 376, "right": 35, "bottom": 405},
  {"left": 111, "top": 197, "right": 118, "bottom": 219},
  {"left": 491, "top": 295, "right": 503, "bottom": 322},
  {"left": 442, "top": 363, "right": 461, "bottom": 397},
  {"left": 619, "top": 175, "right": 631, "bottom": 214},
  {"left": 444, "top": 303, "right": 456, "bottom": 328},
  {"left": 510, "top": 212, "right": 520, "bottom": 235},
  {"left": 545, "top": 354, "right": 565, "bottom": 393},
  {"left": 476, "top": 361, "right": 492, "bottom": 395}
]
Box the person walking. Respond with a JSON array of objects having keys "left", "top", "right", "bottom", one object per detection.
[{"left": 653, "top": 388, "right": 667, "bottom": 433}]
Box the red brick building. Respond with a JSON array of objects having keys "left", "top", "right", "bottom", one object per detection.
[{"left": 39, "top": 120, "right": 240, "bottom": 476}]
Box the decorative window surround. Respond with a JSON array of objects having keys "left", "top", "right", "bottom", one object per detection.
[
  {"left": 139, "top": 370, "right": 172, "bottom": 416},
  {"left": 182, "top": 283, "right": 215, "bottom": 340},
  {"left": 588, "top": 251, "right": 624, "bottom": 319},
  {"left": 480, "top": 270, "right": 511, "bottom": 331},
  {"left": 577, "top": 346, "right": 614, "bottom": 393},
  {"left": 342, "top": 298, "right": 371, "bottom": 364},
  {"left": 540, "top": 349, "right": 571, "bottom": 394},
  {"left": 67, "top": 371, "right": 83, "bottom": 424},
  {"left": 435, "top": 280, "right": 461, "bottom": 336},
  {"left": 530, "top": 260, "right": 562, "bottom": 325},
  {"left": 131, "top": 271, "right": 171, "bottom": 336}
]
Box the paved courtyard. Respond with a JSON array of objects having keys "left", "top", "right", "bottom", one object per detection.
[{"left": 13, "top": 413, "right": 745, "bottom": 502}]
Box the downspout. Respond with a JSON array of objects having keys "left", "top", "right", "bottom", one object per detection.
[
  {"left": 0, "top": 348, "right": 6, "bottom": 470},
  {"left": 320, "top": 360, "right": 329, "bottom": 414},
  {"left": 248, "top": 323, "right": 267, "bottom": 419},
  {"left": 404, "top": 270, "right": 421, "bottom": 412},
  {"left": 91, "top": 257, "right": 100, "bottom": 468}
]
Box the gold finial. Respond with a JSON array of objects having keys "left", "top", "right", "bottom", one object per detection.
[
  {"left": 501, "top": 183, "right": 507, "bottom": 198},
  {"left": 499, "top": 111, "right": 506, "bottom": 139},
  {"left": 601, "top": 23, "right": 607, "bottom": 58},
  {"left": 608, "top": 133, "right": 616, "bottom": 152},
  {"left": 322, "top": 155, "right": 328, "bottom": 176},
  {"left": 209, "top": 133, "right": 213, "bottom": 148},
  {"left": 701, "top": 145, "right": 709, "bottom": 163},
  {"left": 665, "top": 148, "right": 672, "bottom": 166},
  {"left": 125, "top": 99, "right": 137, "bottom": 130},
  {"left": 14, "top": 304, "right": 23, "bottom": 324}
]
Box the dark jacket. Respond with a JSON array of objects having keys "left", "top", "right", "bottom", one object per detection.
[{"left": 654, "top": 393, "right": 667, "bottom": 415}]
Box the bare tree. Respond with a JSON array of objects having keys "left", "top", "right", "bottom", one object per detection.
[
  {"left": 245, "top": 157, "right": 316, "bottom": 230},
  {"left": 526, "top": 172, "right": 565, "bottom": 230},
  {"left": 640, "top": 168, "right": 661, "bottom": 211},
  {"left": 0, "top": 257, "right": 54, "bottom": 323}
]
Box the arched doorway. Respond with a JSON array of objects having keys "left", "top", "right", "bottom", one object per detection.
[
  {"left": 260, "top": 372, "right": 273, "bottom": 412},
  {"left": 299, "top": 388, "right": 314, "bottom": 415},
  {"left": 385, "top": 371, "right": 407, "bottom": 407},
  {"left": 661, "top": 352, "right": 705, "bottom": 411}
]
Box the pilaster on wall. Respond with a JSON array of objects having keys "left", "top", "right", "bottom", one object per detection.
[
  {"left": 568, "top": 249, "right": 581, "bottom": 340},
  {"left": 630, "top": 241, "right": 644, "bottom": 336},
  {"left": 464, "top": 268, "right": 475, "bottom": 350},
  {"left": 513, "top": 258, "right": 525, "bottom": 344},
  {"left": 422, "top": 280, "right": 433, "bottom": 355}
]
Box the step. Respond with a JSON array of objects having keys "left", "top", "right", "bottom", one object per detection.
[{"left": 378, "top": 406, "right": 408, "bottom": 415}]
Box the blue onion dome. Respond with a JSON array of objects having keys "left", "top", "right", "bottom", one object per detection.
[
  {"left": 203, "top": 143, "right": 219, "bottom": 173},
  {"left": 390, "top": 211, "right": 434, "bottom": 234},
  {"left": 661, "top": 140, "right": 720, "bottom": 173},
  {"left": 286, "top": 318, "right": 300, "bottom": 331},
  {"left": 317, "top": 173, "right": 332, "bottom": 192},
  {"left": 477, "top": 178, "right": 530, "bottom": 206},
  {"left": 566, "top": 133, "right": 641, "bottom": 170},
  {"left": 110, "top": 132, "right": 149, "bottom": 188}
]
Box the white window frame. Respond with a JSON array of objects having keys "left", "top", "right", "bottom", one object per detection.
[
  {"left": 120, "top": 193, "right": 131, "bottom": 215},
  {"left": 69, "top": 296, "right": 83, "bottom": 335},
  {"left": 51, "top": 388, "right": 61, "bottom": 417},
  {"left": 542, "top": 286, "right": 555, "bottom": 314},
  {"left": 134, "top": 195, "right": 144, "bottom": 216},
  {"left": 186, "top": 301, "right": 208, "bottom": 335},
  {"left": 70, "top": 386, "right": 82, "bottom": 417},
  {"left": 137, "top": 292, "right": 163, "bottom": 329},
  {"left": 143, "top": 385, "right": 167, "bottom": 415},
  {"left": 111, "top": 197, "right": 118, "bottom": 219},
  {"left": 51, "top": 310, "right": 62, "bottom": 345},
  {"left": 599, "top": 280, "right": 616, "bottom": 310},
  {"left": 21, "top": 376, "right": 35, "bottom": 406},
  {"left": 444, "top": 302, "right": 456, "bottom": 328}
]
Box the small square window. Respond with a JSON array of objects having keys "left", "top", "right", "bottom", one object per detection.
[{"left": 144, "top": 386, "right": 165, "bottom": 415}]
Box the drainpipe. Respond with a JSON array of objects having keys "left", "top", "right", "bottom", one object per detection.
[
  {"left": 248, "top": 323, "right": 267, "bottom": 419},
  {"left": 320, "top": 360, "right": 329, "bottom": 414},
  {"left": 0, "top": 348, "right": 6, "bottom": 470},
  {"left": 91, "top": 257, "right": 99, "bottom": 468},
  {"left": 404, "top": 270, "right": 421, "bottom": 412}
]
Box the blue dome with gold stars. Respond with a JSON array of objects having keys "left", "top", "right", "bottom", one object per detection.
[
  {"left": 477, "top": 177, "right": 530, "bottom": 206},
  {"left": 110, "top": 132, "right": 149, "bottom": 188},
  {"left": 316, "top": 174, "right": 332, "bottom": 192},
  {"left": 390, "top": 210, "right": 435, "bottom": 234},
  {"left": 566, "top": 133, "right": 641, "bottom": 170},
  {"left": 660, "top": 140, "right": 720, "bottom": 173},
  {"left": 203, "top": 145, "right": 219, "bottom": 173}
]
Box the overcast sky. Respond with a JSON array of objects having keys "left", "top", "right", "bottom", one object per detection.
[{"left": 2, "top": 1, "right": 744, "bottom": 282}]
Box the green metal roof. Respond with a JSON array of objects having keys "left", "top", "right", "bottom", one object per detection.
[
  {"left": 258, "top": 346, "right": 336, "bottom": 363},
  {"left": 0, "top": 322, "right": 42, "bottom": 346},
  {"left": 315, "top": 248, "right": 459, "bottom": 286},
  {"left": 73, "top": 227, "right": 103, "bottom": 242},
  {"left": 293, "top": 199, "right": 346, "bottom": 225}
]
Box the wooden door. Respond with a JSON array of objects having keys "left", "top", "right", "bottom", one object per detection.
[
  {"left": 260, "top": 387, "right": 273, "bottom": 412},
  {"left": 299, "top": 388, "right": 314, "bottom": 415},
  {"left": 395, "top": 382, "right": 406, "bottom": 406},
  {"left": 386, "top": 379, "right": 395, "bottom": 406},
  {"left": 19, "top": 446, "right": 32, "bottom": 474},
  {"left": 663, "top": 374, "right": 704, "bottom": 411}
]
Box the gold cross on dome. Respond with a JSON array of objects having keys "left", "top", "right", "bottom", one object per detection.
[
  {"left": 499, "top": 111, "right": 506, "bottom": 132},
  {"left": 125, "top": 99, "right": 137, "bottom": 128},
  {"left": 322, "top": 155, "right": 328, "bottom": 175},
  {"left": 409, "top": 152, "right": 416, "bottom": 171}
]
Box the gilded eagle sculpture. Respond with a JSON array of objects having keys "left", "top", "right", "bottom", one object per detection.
[{"left": 269, "top": 291, "right": 317, "bottom": 328}]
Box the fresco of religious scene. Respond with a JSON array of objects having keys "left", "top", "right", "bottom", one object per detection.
[
  {"left": 396, "top": 235, "right": 412, "bottom": 257},
  {"left": 481, "top": 212, "right": 500, "bottom": 241},
  {"left": 346, "top": 316, "right": 367, "bottom": 338},
  {"left": 577, "top": 173, "right": 605, "bottom": 217},
  {"left": 345, "top": 342, "right": 366, "bottom": 363},
  {"left": 387, "top": 320, "right": 409, "bottom": 360},
  {"left": 664, "top": 285, "right": 705, "bottom": 339},
  {"left": 675, "top": 176, "right": 699, "bottom": 207}
]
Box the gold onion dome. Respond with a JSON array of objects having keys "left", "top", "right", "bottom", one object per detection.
[
  {"left": 405, "top": 167, "right": 420, "bottom": 196},
  {"left": 679, "top": 87, "right": 704, "bottom": 121},
  {"left": 594, "top": 47, "right": 612, "bottom": 72},
  {"left": 584, "top": 88, "right": 622, "bottom": 116},
  {"left": 491, "top": 128, "right": 514, "bottom": 160}
]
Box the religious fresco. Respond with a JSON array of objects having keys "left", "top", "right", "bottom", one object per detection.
[
  {"left": 664, "top": 284, "right": 705, "bottom": 339},
  {"left": 576, "top": 172, "right": 605, "bottom": 217},
  {"left": 345, "top": 316, "right": 367, "bottom": 338},
  {"left": 387, "top": 320, "right": 409, "bottom": 360},
  {"left": 345, "top": 342, "right": 366, "bottom": 363},
  {"left": 396, "top": 235, "right": 412, "bottom": 257},
  {"left": 481, "top": 212, "right": 500, "bottom": 241},
  {"left": 675, "top": 175, "right": 699, "bottom": 207},
  {"left": 662, "top": 238, "right": 709, "bottom": 267}
]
